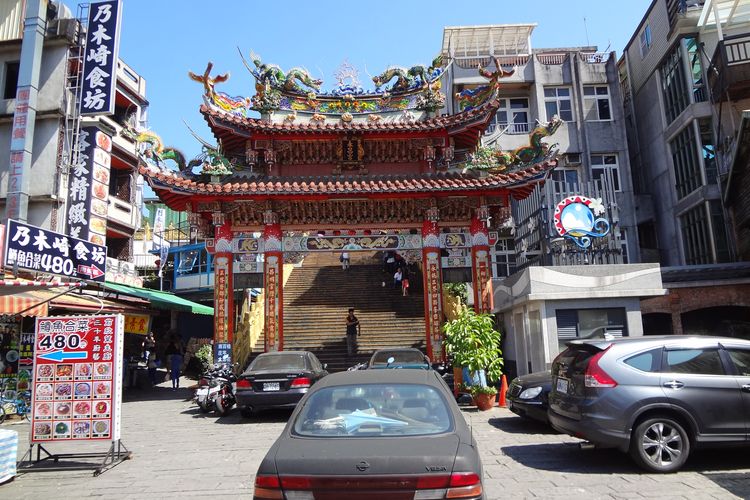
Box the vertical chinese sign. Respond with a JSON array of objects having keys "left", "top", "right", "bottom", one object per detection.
[
  {"left": 470, "top": 215, "right": 493, "bottom": 314},
  {"left": 213, "top": 256, "right": 230, "bottom": 343},
  {"left": 6, "top": 88, "right": 30, "bottom": 221},
  {"left": 67, "top": 127, "right": 111, "bottom": 246},
  {"left": 421, "top": 219, "right": 444, "bottom": 363},
  {"left": 80, "top": 0, "right": 122, "bottom": 117},
  {"left": 30, "top": 315, "right": 124, "bottom": 443}
]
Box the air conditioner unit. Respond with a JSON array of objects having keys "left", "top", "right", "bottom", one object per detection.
[{"left": 563, "top": 153, "right": 582, "bottom": 166}]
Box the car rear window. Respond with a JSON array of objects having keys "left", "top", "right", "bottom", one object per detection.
[
  {"left": 371, "top": 351, "right": 426, "bottom": 366},
  {"left": 249, "top": 354, "right": 306, "bottom": 371},
  {"left": 555, "top": 346, "right": 601, "bottom": 376},
  {"left": 624, "top": 348, "right": 662, "bottom": 372},
  {"left": 293, "top": 383, "right": 452, "bottom": 437}
]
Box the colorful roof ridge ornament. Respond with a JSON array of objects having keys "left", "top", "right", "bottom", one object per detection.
[
  {"left": 553, "top": 195, "right": 610, "bottom": 249},
  {"left": 456, "top": 55, "right": 515, "bottom": 112},
  {"left": 188, "top": 62, "right": 251, "bottom": 117},
  {"left": 121, "top": 122, "right": 187, "bottom": 172},
  {"left": 465, "top": 116, "right": 562, "bottom": 174}
]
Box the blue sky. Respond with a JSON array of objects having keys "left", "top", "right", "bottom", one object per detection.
[{"left": 116, "top": 0, "right": 651, "bottom": 164}]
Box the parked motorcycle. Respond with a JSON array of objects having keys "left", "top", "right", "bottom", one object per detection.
[{"left": 194, "top": 364, "right": 237, "bottom": 415}]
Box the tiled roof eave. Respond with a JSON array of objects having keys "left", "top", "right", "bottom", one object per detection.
[{"left": 139, "top": 159, "right": 556, "bottom": 198}]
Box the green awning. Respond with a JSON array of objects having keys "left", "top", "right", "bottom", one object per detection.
[{"left": 103, "top": 282, "right": 214, "bottom": 315}]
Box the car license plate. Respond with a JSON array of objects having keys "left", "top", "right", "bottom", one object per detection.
[
  {"left": 263, "top": 382, "right": 280, "bottom": 391},
  {"left": 556, "top": 377, "right": 569, "bottom": 394}
]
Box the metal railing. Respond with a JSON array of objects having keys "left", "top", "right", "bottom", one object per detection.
[
  {"left": 579, "top": 52, "right": 609, "bottom": 64},
  {"left": 536, "top": 53, "right": 567, "bottom": 65},
  {"left": 485, "top": 122, "right": 531, "bottom": 136}
]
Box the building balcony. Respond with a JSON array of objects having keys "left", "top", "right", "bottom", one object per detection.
[{"left": 709, "top": 35, "right": 750, "bottom": 102}]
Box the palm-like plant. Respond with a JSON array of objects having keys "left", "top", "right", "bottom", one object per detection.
[{"left": 442, "top": 308, "right": 503, "bottom": 392}]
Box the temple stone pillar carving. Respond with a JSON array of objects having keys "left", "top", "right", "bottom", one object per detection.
[
  {"left": 213, "top": 219, "right": 234, "bottom": 344},
  {"left": 263, "top": 211, "right": 284, "bottom": 351},
  {"left": 422, "top": 216, "right": 444, "bottom": 363},
  {"left": 470, "top": 210, "right": 493, "bottom": 314}
]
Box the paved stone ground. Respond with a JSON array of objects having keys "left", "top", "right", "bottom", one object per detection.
[{"left": 1, "top": 378, "right": 749, "bottom": 499}]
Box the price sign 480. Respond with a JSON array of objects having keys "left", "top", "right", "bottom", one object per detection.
[{"left": 39, "top": 333, "right": 83, "bottom": 350}]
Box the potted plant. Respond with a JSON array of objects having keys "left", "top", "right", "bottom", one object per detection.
[{"left": 442, "top": 308, "right": 503, "bottom": 411}]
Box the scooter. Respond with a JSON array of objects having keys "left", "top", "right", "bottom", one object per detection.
[{"left": 194, "top": 364, "right": 236, "bottom": 415}]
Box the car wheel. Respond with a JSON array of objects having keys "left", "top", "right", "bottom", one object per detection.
[{"left": 629, "top": 416, "right": 690, "bottom": 473}]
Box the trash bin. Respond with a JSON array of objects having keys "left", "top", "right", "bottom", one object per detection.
[{"left": 0, "top": 428, "right": 18, "bottom": 484}]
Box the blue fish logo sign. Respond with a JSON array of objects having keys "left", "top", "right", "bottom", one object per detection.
[{"left": 553, "top": 195, "right": 610, "bottom": 249}]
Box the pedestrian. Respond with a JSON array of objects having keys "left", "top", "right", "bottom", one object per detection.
[
  {"left": 401, "top": 268, "right": 410, "bottom": 297},
  {"left": 393, "top": 268, "right": 402, "bottom": 289},
  {"left": 164, "top": 335, "right": 184, "bottom": 390},
  {"left": 142, "top": 331, "right": 156, "bottom": 363},
  {"left": 147, "top": 350, "right": 159, "bottom": 386},
  {"left": 340, "top": 250, "right": 350, "bottom": 270},
  {"left": 345, "top": 308, "right": 360, "bottom": 357}
]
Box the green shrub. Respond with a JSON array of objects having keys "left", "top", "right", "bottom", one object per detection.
[{"left": 195, "top": 344, "right": 213, "bottom": 372}]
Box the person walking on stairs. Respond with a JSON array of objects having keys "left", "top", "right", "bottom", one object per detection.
[
  {"left": 340, "top": 251, "right": 350, "bottom": 270},
  {"left": 346, "top": 308, "right": 360, "bottom": 357}
]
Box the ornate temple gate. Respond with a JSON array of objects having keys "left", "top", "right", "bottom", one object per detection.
[
  {"left": 137, "top": 50, "right": 559, "bottom": 365},
  {"left": 203, "top": 218, "right": 497, "bottom": 362}
]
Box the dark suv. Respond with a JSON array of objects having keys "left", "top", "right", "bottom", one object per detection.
[{"left": 548, "top": 336, "right": 750, "bottom": 472}]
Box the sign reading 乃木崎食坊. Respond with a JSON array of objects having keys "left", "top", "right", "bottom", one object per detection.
[
  {"left": 30, "top": 315, "right": 124, "bottom": 443},
  {"left": 4, "top": 220, "right": 107, "bottom": 282},
  {"left": 79, "top": 0, "right": 122, "bottom": 116}
]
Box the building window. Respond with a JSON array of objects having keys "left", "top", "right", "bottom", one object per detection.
[
  {"left": 639, "top": 24, "right": 652, "bottom": 58},
  {"left": 493, "top": 238, "right": 517, "bottom": 278},
  {"left": 698, "top": 118, "right": 717, "bottom": 184},
  {"left": 583, "top": 86, "right": 611, "bottom": 121},
  {"left": 550, "top": 168, "right": 579, "bottom": 189},
  {"left": 488, "top": 97, "right": 529, "bottom": 135},
  {"left": 3, "top": 61, "right": 20, "bottom": 100},
  {"left": 556, "top": 308, "right": 627, "bottom": 349},
  {"left": 670, "top": 124, "right": 702, "bottom": 199},
  {"left": 680, "top": 203, "right": 712, "bottom": 265},
  {"left": 620, "top": 228, "right": 629, "bottom": 264},
  {"left": 591, "top": 153, "right": 621, "bottom": 191},
  {"left": 661, "top": 43, "right": 689, "bottom": 124},
  {"left": 709, "top": 200, "right": 730, "bottom": 263},
  {"left": 544, "top": 87, "right": 573, "bottom": 121},
  {"left": 686, "top": 37, "right": 706, "bottom": 102}
]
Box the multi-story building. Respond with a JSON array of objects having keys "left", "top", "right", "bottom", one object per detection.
[
  {"left": 0, "top": 0, "right": 147, "bottom": 260},
  {"left": 620, "top": 0, "right": 750, "bottom": 338},
  {"left": 441, "top": 24, "right": 639, "bottom": 276},
  {"left": 440, "top": 25, "right": 667, "bottom": 378}
]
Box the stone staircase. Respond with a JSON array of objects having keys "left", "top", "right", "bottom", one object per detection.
[{"left": 278, "top": 252, "right": 426, "bottom": 372}]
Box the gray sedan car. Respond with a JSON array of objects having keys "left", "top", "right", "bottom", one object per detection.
[
  {"left": 549, "top": 335, "right": 750, "bottom": 472},
  {"left": 252, "top": 369, "right": 484, "bottom": 499}
]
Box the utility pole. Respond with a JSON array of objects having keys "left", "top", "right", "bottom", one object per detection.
[{"left": 6, "top": 0, "right": 48, "bottom": 223}]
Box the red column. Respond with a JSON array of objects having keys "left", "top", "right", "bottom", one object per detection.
[
  {"left": 213, "top": 220, "right": 234, "bottom": 344},
  {"left": 470, "top": 212, "right": 493, "bottom": 314},
  {"left": 263, "top": 213, "right": 283, "bottom": 351},
  {"left": 422, "top": 218, "right": 444, "bottom": 363}
]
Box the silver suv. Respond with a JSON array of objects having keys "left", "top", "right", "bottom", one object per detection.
[{"left": 548, "top": 336, "right": 750, "bottom": 472}]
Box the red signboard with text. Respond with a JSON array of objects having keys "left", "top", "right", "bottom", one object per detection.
[{"left": 30, "top": 315, "right": 124, "bottom": 443}]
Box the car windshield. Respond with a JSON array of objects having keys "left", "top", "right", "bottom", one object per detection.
[
  {"left": 249, "top": 354, "right": 306, "bottom": 371},
  {"left": 371, "top": 351, "right": 426, "bottom": 366},
  {"left": 293, "top": 383, "right": 452, "bottom": 437}
]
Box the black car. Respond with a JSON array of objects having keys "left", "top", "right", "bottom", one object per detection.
[
  {"left": 236, "top": 351, "right": 328, "bottom": 417},
  {"left": 506, "top": 371, "right": 552, "bottom": 424},
  {"left": 367, "top": 347, "right": 431, "bottom": 370},
  {"left": 252, "top": 369, "right": 484, "bottom": 499}
]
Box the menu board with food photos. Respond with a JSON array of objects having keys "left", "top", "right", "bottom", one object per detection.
[{"left": 31, "top": 315, "right": 124, "bottom": 443}]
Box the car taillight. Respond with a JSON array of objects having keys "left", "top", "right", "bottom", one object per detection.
[
  {"left": 237, "top": 379, "right": 252, "bottom": 388},
  {"left": 585, "top": 347, "right": 617, "bottom": 388},
  {"left": 290, "top": 377, "right": 311, "bottom": 388},
  {"left": 446, "top": 472, "right": 482, "bottom": 498},
  {"left": 253, "top": 474, "right": 282, "bottom": 499}
]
